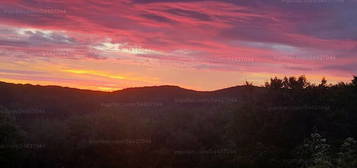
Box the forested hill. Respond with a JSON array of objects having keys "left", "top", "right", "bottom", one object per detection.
[
  {"left": 0, "top": 76, "right": 357, "bottom": 168},
  {"left": 0, "top": 81, "right": 259, "bottom": 115}
]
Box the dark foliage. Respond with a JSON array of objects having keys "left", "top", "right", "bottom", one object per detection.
[{"left": 0, "top": 75, "right": 356, "bottom": 168}]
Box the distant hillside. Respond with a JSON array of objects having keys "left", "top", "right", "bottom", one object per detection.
[{"left": 0, "top": 81, "right": 255, "bottom": 114}]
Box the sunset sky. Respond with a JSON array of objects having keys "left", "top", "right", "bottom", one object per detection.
[{"left": 0, "top": 0, "right": 356, "bottom": 91}]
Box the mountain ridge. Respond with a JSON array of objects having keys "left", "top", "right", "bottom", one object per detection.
[{"left": 0, "top": 80, "right": 251, "bottom": 94}]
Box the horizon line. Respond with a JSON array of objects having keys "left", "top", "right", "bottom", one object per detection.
[{"left": 0, "top": 75, "right": 354, "bottom": 93}]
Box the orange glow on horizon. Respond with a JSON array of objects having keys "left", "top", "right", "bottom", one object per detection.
[
  {"left": 0, "top": 72, "right": 353, "bottom": 92},
  {"left": 63, "top": 69, "right": 126, "bottom": 80}
]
